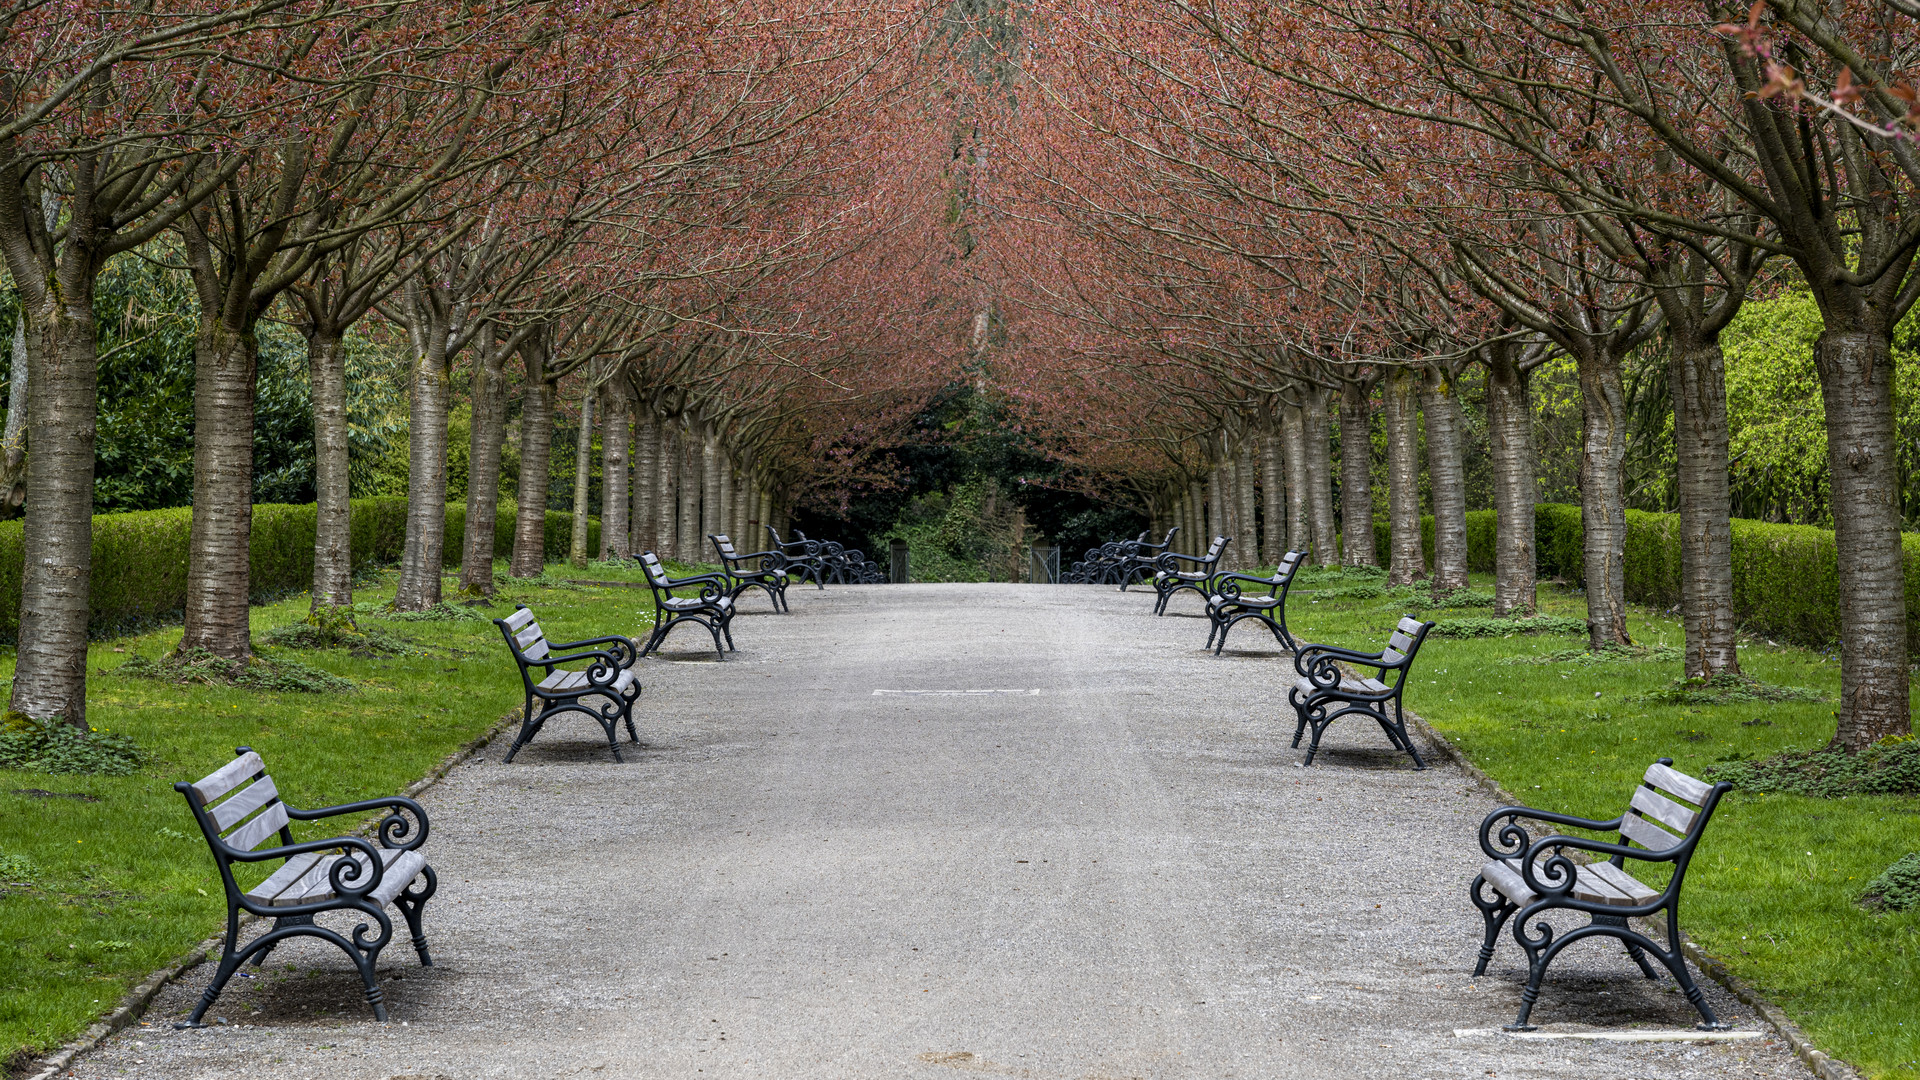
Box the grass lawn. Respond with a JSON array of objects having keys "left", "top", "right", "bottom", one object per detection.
[
  {"left": 0, "top": 558, "right": 718, "bottom": 1071},
  {"left": 1277, "top": 567, "right": 1920, "bottom": 1080}
]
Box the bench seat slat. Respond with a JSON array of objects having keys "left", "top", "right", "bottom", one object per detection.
[
  {"left": 1293, "top": 675, "right": 1390, "bottom": 697},
  {"left": 248, "top": 847, "right": 424, "bottom": 908},
  {"left": 537, "top": 667, "right": 637, "bottom": 695},
  {"left": 192, "top": 751, "right": 266, "bottom": 804},
  {"left": 1482, "top": 857, "right": 1658, "bottom": 908},
  {"left": 208, "top": 775, "right": 280, "bottom": 832},
  {"left": 1618, "top": 811, "right": 1682, "bottom": 853},
  {"left": 1629, "top": 785, "right": 1698, "bottom": 834},
  {"left": 224, "top": 802, "right": 290, "bottom": 853},
  {"left": 1645, "top": 762, "right": 1713, "bottom": 807}
]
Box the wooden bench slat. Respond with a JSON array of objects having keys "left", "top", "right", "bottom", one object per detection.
[
  {"left": 1645, "top": 762, "right": 1713, "bottom": 806},
  {"left": 1582, "top": 861, "right": 1659, "bottom": 904},
  {"left": 224, "top": 802, "right": 289, "bottom": 852},
  {"left": 502, "top": 606, "right": 537, "bottom": 632},
  {"left": 192, "top": 751, "right": 265, "bottom": 804},
  {"left": 1618, "top": 811, "right": 1682, "bottom": 852},
  {"left": 514, "top": 625, "right": 544, "bottom": 650},
  {"left": 249, "top": 850, "right": 326, "bottom": 905},
  {"left": 1397, "top": 615, "right": 1427, "bottom": 634},
  {"left": 1629, "top": 785, "right": 1698, "bottom": 834},
  {"left": 207, "top": 775, "right": 281, "bottom": 832}
]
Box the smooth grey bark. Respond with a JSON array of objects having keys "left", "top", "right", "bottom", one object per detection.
[
  {"left": 1381, "top": 367, "right": 1426, "bottom": 586},
  {"left": 631, "top": 408, "right": 658, "bottom": 555},
  {"left": 1302, "top": 385, "right": 1338, "bottom": 567},
  {"left": 1484, "top": 342, "right": 1538, "bottom": 616},
  {"left": 1575, "top": 345, "right": 1633, "bottom": 648},
  {"left": 1817, "top": 330, "right": 1909, "bottom": 748},
  {"left": 1337, "top": 378, "right": 1376, "bottom": 568},
  {"left": 305, "top": 327, "right": 354, "bottom": 610},
  {"left": 458, "top": 324, "right": 510, "bottom": 597},
  {"left": 1260, "top": 424, "right": 1285, "bottom": 562},
  {"left": 1281, "top": 403, "right": 1311, "bottom": 564},
  {"left": 510, "top": 338, "right": 554, "bottom": 578},
  {"left": 1235, "top": 435, "right": 1259, "bottom": 568},
  {"left": 1420, "top": 364, "right": 1470, "bottom": 594},
  {"left": 569, "top": 389, "right": 594, "bottom": 567},
  {"left": 1670, "top": 335, "right": 1740, "bottom": 678},
  {"left": 179, "top": 322, "right": 258, "bottom": 658},
  {"left": 600, "top": 386, "right": 629, "bottom": 559}
]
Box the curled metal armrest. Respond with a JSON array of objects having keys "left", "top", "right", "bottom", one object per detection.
[
  {"left": 546, "top": 635, "right": 639, "bottom": 665},
  {"left": 1513, "top": 832, "right": 1688, "bottom": 901},
  {"left": 220, "top": 834, "right": 385, "bottom": 887},
  {"left": 1478, "top": 805, "right": 1626, "bottom": 861}
]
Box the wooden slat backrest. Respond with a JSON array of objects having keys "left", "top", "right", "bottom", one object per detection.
[
  {"left": 1618, "top": 761, "right": 1712, "bottom": 852},
  {"left": 191, "top": 751, "right": 266, "bottom": 804},
  {"left": 224, "top": 801, "right": 291, "bottom": 853},
  {"left": 1276, "top": 551, "right": 1302, "bottom": 579},
  {"left": 1646, "top": 761, "right": 1714, "bottom": 805},
  {"left": 502, "top": 607, "right": 537, "bottom": 633},
  {"left": 715, "top": 536, "right": 738, "bottom": 558},
  {"left": 1629, "top": 785, "right": 1698, "bottom": 834},
  {"left": 640, "top": 552, "right": 667, "bottom": 585},
  {"left": 208, "top": 774, "right": 281, "bottom": 832},
  {"left": 1208, "top": 536, "right": 1227, "bottom": 556},
  {"left": 1619, "top": 812, "right": 1681, "bottom": 853},
  {"left": 514, "top": 622, "right": 549, "bottom": 662},
  {"left": 1380, "top": 617, "right": 1429, "bottom": 668}
]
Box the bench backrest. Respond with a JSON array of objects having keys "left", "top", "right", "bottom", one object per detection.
[
  {"left": 1272, "top": 550, "right": 1304, "bottom": 582},
  {"left": 177, "top": 750, "right": 296, "bottom": 897},
  {"left": 711, "top": 534, "right": 739, "bottom": 562},
  {"left": 1203, "top": 535, "right": 1229, "bottom": 561},
  {"left": 1616, "top": 760, "right": 1727, "bottom": 857},
  {"left": 638, "top": 551, "right": 674, "bottom": 592},
  {"left": 495, "top": 604, "right": 552, "bottom": 665},
  {"left": 1373, "top": 615, "right": 1435, "bottom": 684}
]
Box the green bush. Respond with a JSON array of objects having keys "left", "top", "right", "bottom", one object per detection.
[
  {"left": 0, "top": 499, "right": 597, "bottom": 643},
  {"left": 1368, "top": 510, "right": 1497, "bottom": 571}
]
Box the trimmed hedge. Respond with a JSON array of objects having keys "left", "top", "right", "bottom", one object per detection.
[
  {"left": 1370, "top": 510, "right": 1498, "bottom": 571},
  {"left": 0, "top": 498, "right": 598, "bottom": 642}
]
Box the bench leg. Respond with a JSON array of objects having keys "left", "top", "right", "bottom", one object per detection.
[
  {"left": 501, "top": 701, "right": 544, "bottom": 764},
  {"left": 396, "top": 868, "right": 437, "bottom": 967},
  {"left": 1205, "top": 614, "right": 1222, "bottom": 653},
  {"left": 1469, "top": 876, "right": 1515, "bottom": 976},
  {"left": 1301, "top": 717, "right": 1331, "bottom": 766}
]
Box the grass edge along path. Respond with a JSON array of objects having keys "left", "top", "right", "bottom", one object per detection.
[{"left": 1278, "top": 567, "right": 1917, "bottom": 1080}]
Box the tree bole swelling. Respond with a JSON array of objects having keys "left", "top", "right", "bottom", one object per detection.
[
  {"left": 180, "top": 325, "right": 258, "bottom": 660},
  {"left": 1816, "top": 330, "right": 1910, "bottom": 750}
]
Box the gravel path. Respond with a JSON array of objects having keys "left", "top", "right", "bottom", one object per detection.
[{"left": 70, "top": 583, "right": 1812, "bottom": 1079}]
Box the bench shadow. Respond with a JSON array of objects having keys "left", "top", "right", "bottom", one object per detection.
[
  {"left": 1475, "top": 959, "right": 1726, "bottom": 1030},
  {"left": 1298, "top": 745, "right": 1422, "bottom": 771}
]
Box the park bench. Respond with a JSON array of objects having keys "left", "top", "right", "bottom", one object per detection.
[
  {"left": 1469, "top": 759, "right": 1734, "bottom": 1031},
  {"left": 638, "top": 551, "right": 736, "bottom": 658},
  {"left": 1119, "top": 526, "right": 1180, "bottom": 590},
  {"left": 174, "top": 748, "right": 434, "bottom": 1026},
  {"left": 766, "top": 525, "right": 825, "bottom": 589},
  {"left": 1204, "top": 549, "right": 1303, "bottom": 655},
  {"left": 494, "top": 605, "right": 641, "bottom": 762},
  {"left": 710, "top": 533, "right": 791, "bottom": 611},
  {"left": 1150, "top": 535, "right": 1231, "bottom": 614},
  {"left": 1287, "top": 615, "right": 1434, "bottom": 768}
]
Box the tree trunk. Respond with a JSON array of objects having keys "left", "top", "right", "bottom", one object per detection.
[
  {"left": 510, "top": 345, "right": 553, "bottom": 578},
  {"left": 1484, "top": 344, "right": 1538, "bottom": 616},
  {"left": 1337, "top": 379, "right": 1376, "bottom": 568},
  {"left": 701, "top": 426, "right": 723, "bottom": 557},
  {"left": 631, "top": 408, "right": 657, "bottom": 555},
  {"left": 1235, "top": 435, "right": 1259, "bottom": 568},
  {"left": 1669, "top": 335, "right": 1740, "bottom": 679},
  {"left": 458, "top": 328, "right": 509, "bottom": 597},
  {"left": 1816, "top": 330, "right": 1910, "bottom": 749},
  {"left": 10, "top": 301, "right": 99, "bottom": 726},
  {"left": 1575, "top": 345, "right": 1632, "bottom": 648},
  {"left": 1261, "top": 424, "right": 1286, "bottom": 562},
  {"left": 0, "top": 315, "right": 28, "bottom": 511},
  {"left": 1207, "top": 457, "right": 1227, "bottom": 555},
  {"left": 1421, "top": 364, "right": 1470, "bottom": 594},
  {"left": 1382, "top": 367, "right": 1425, "bottom": 586},
  {"left": 180, "top": 322, "right": 258, "bottom": 657},
  {"left": 601, "top": 387, "right": 629, "bottom": 559},
  {"left": 658, "top": 420, "right": 679, "bottom": 559},
  {"left": 1188, "top": 477, "right": 1206, "bottom": 544},
  {"left": 569, "top": 389, "right": 594, "bottom": 567},
  {"left": 677, "top": 421, "right": 701, "bottom": 561},
  {"left": 307, "top": 326, "right": 354, "bottom": 613},
  {"left": 1282, "top": 403, "right": 1312, "bottom": 564},
  {"left": 393, "top": 331, "right": 452, "bottom": 612},
  {"left": 1302, "top": 385, "right": 1338, "bottom": 567},
  {"left": 714, "top": 446, "right": 733, "bottom": 548}
]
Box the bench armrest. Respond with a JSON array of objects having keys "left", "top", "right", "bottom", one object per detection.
[
  {"left": 546, "top": 635, "right": 638, "bottom": 665},
  {"left": 1155, "top": 551, "right": 1212, "bottom": 569},
  {"left": 1210, "top": 571, "right": 1280, "bottom": 598},
  {"left": 729, "top": 548, "right": 784, "bottom": 563},
  {"left": 288, "top": 795, "right": 431, "bottom": 851},
  {"left": 663, "top": 571, "right": 731, "bottom": 588},
  {"left": 540, "top": 648, "right": 638, "bottom": 683},
  {"left": 1513, "top": 832, "right": 1689, "bottom": 902},
  {"left": 224, "top": 834, "right": 389, "bottom": 900},
  {"left": 1478, "top": 805, "right": 1624, "bottom": 861},
  {"left": 1293, "top": 643, "right": 1392, "bottom": 688}
]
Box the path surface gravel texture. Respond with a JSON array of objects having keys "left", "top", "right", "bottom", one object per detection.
[{"left": 72, "top": 584, "right": 1811, "bottom": 1079}]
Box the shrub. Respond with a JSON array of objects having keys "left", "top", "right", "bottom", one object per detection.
[
  {"left": 0, "top": 499, "right": 597, "bottom": 644},
  {"left": 1708, "top": 737, "right": 1920, "bottom": 797},
  {"left": 0, "top": 716, "right": 144, "bottom": 775},
  {"left": 1428, "top": 615, "right": 1589, "bottom": 638},
  {"left": 1859, "top": 853, "right": 1920, "bottom": 913},
  {"left": 1368, "top": 511, "right": 1499, "bottom": 572}
]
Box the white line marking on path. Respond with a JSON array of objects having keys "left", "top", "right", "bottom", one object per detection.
[
  {"left": 871, "top": 689, "right": 1041, "bottom": 696},
  {"left": 1452, "top": 1029, "right": 1763, "bottom": 1043}
]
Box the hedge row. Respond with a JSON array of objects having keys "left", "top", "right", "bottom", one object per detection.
[
  {"left": 0, "top": 499, "right": 598, "bottom": 642},
  {"left": 1366, "top": 502, "right": 1920, "bottom": 651}
]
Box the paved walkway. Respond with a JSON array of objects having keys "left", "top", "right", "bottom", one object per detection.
[{"left": 80, "top": 585, "right": 1809, "bottom": 1079}]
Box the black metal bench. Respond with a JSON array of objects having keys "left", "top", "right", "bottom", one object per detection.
[
  {"left": 1119, "top": 526, "right": 1180, "bottom": 589},
  {"left": 766, "top": 525, "right": 825, "bottom": 589},
  {"left": 1469, "top": 759, "right": 1734, "bottom": 1031},
  {"left": 638, "top": 551, "right": 735, "bottom": 658},
  {"left": 1151, "top": 535, "right": 1230, "bottom": 614},
  {"left": 174, "top": 748, "right": 434, "bottom": 1026},
  {"left": 494, "top": 605, "right": 641, "bottom": 762},
  {"left": 710, "top": 534, "right": 790, "bottom": 611},
  {"left": 1288, "top": 615, "right": 1434, "bottom": 768},
  {"left": 1205, "top": 549, "right": 1303, "bottom": 655}
]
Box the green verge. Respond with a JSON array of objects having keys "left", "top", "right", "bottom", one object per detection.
[
  {"left": 1284, "top": 570, "right": 1919, "bottom": 1080},
  {"left": 0, "top": 558, "right": 722, "bottom": 1068}
]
